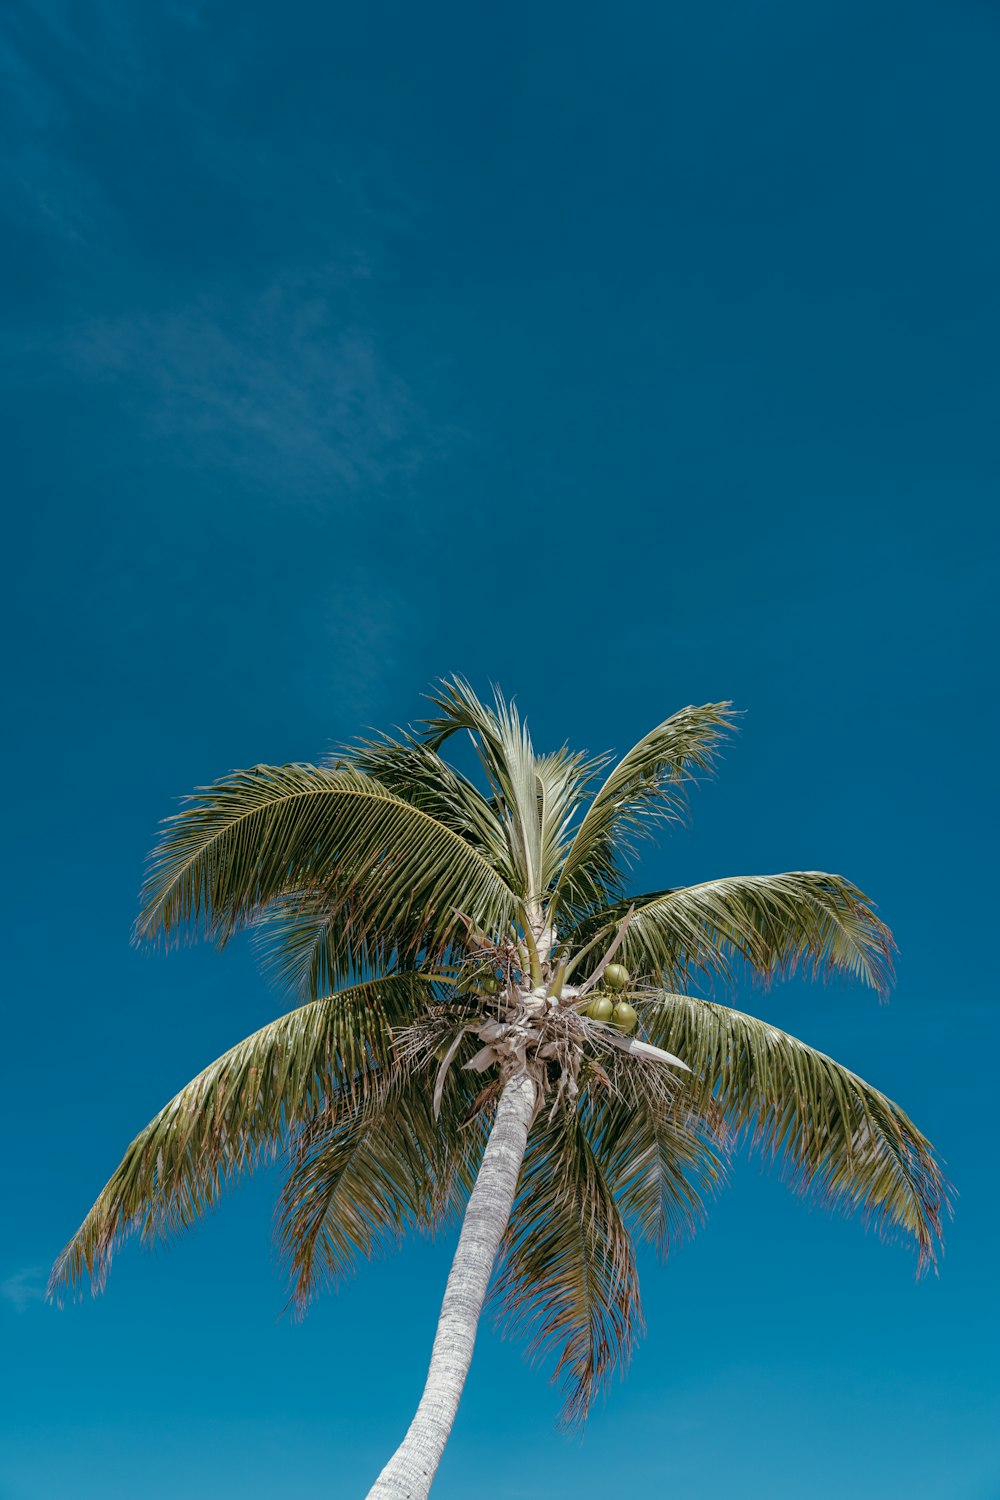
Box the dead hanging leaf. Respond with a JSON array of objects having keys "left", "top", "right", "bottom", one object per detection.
[
  {"left": 432, "top": 1029, "right": 471, "bottom": 1120},
  {"left": 463, "top": 1045, "right": 499, "bottom": 1074}
]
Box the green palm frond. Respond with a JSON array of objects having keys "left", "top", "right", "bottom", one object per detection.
[
  {"left": 643, "top": 992, "right": 948, "bottom": 1271},
  {"left": 345, "top": 731, "right": 513, "bottom": 881},
  {"left": 582, "top": 871, "right": 895, "bottom": 996},
  {"left": 533, "top": 747, "right": 597, "bottom": 897},
  {"left": 250, "top": 887, "right": 366, "bottom": 999},
  {"left": 135, "top": 761, "right": 520, "bottom": 977},
  {"left": 250, "top": 886, "right": 466, "bottom": 1003},
  {"left": 552, "top": 703, "right": 735, "bottom": 918},
  {"left": 422, "top": 678, "right": 593, "bottom": 908},
  {"left": 583, "top": 1063, "right": 726, "bottom": 1256},
  {"left": 494, "top": 1113, "right": 642, "bottom": 1425},
  {"left": 49, "top": 974, "right": 432, "bottom": 1298},
  {"left": 422, "top": 678, "right": 541, "bottom": 896},
  {"left": 278, "top": 1061, "right": 489, "bottom": 1308}
]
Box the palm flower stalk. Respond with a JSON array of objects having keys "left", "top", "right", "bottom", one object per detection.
[{"left": 50, "top": 682, "right": 947, "bottom": 1499}]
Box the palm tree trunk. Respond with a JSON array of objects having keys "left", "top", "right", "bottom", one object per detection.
[{"left": 365, "top": 1070, "right": 538, "bottom": 1499}]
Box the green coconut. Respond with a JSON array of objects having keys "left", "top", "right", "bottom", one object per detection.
[
  {"left": 611, "top": 1001, "right": 638, "bottom": 1034},
  {"left": 604, "top": 963, "right": 630, "bottom": 993},
  {"left": 587, "top": 995, "right": 615, "bottom": 1023}
]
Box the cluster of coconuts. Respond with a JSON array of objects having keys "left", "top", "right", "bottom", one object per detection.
[
  {"left": 581, "top": 962, "right": 638, "bottom": 1034},
  {"left": 459, "top": 962, "right": 638, "bottom": 1034}
]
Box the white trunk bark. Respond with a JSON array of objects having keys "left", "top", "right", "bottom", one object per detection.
[{"left": 364, "top": 1071, "right": 537, "bottom": 1500}]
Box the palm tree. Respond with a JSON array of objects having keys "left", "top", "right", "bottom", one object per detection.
[{"left": 51, "top": 682, "right": 946, "bottom": 1498}]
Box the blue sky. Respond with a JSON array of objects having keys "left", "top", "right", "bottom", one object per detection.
[{"left": 2, "top": 2, "right": 998, "bottom": 1496}]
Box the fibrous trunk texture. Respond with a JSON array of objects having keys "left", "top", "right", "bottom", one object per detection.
[{"left": 364, "top": 1071, "right": 537, "bottom": 1499}]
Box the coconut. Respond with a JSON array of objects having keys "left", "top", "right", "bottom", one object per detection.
[
  {"left": 587, "top": 995, "right": 615, "bottom": 1023},
  {"left": 611, "top": 1001, "right": 638, "bottom": 1034},
  {"left": 604, "top": 963, "right": 630, "bottom": 993}
]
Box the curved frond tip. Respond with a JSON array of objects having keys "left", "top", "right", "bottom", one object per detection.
[
  {"left": 134, "top": 761, "right": 519, "bottom": 973},
  {"left": 48, "top": 974, "right": 433, "bottom": 1301},
  {"left": 553, "top": 702, "right": 737, "bottom": 916},
  {"left": 591, "top": 871, "right": 896, "bottom": 998},
  {"left": 644, "top": 992, "right": 949, "bottom": 1273},
  {"left": 493, "top": 1115, "right": 643, "bottom": 1425}
]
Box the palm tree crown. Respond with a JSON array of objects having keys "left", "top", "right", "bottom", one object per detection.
[{"left": 52, "top": 682, "right": 946, "bottom": 1482}]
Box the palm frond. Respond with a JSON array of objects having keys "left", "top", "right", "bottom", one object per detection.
[
  {"left": 278, "top": 1059, "right": 490, "bottom": 1308},
  {"left": 553, "top": 703, "right": 736, "bottom": 919},
  {"left": 135, "top": 761, "right": 520, "bottom": 979},
  {"left": 533, "top": 747, "right": 597, "bottom": 898},
  {"left": 643, "top": 992, "right": 948, "bottom": 1271},
  {"left": 49, "top": 974, "right": 432, "bottom": 1298},
  {"left": 250, "top": 887, "right": 365, "bottom": 999},
  {"left": 583, "top": 872, "right": 895, "bottom": 996},
  {"left": 423, "top": 678, "right": 579, "bottom": 909},
  {"left": 581, "top": 1057, "right": 726, "bottom": 1256},
  {"left": 493, "top": 1113, "right": 642, "bottom": 1425},
  {"left": 345, "top": 731, "right": 513, "bottom": 881}
]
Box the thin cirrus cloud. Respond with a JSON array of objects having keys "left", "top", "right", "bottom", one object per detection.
[
  {"left": 2, "top": 6, "right": 445, "bottom": 503},
  {"left": 63, "top": 289, "right": 431, "bottom": 497},
  {"left": 1, "top": 1268, "right": 46, "bottom": 1314}
]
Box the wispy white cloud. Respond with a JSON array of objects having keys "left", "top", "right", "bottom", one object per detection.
[
  {"left": 1, "top": 1267, "right": 46, "bottom": 1313},
  {"left": 1, "top": 5, "right": 454, "bottom": 501},
  {"left": 64, "top": 277, "right": 430, "bottom": 497}
]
